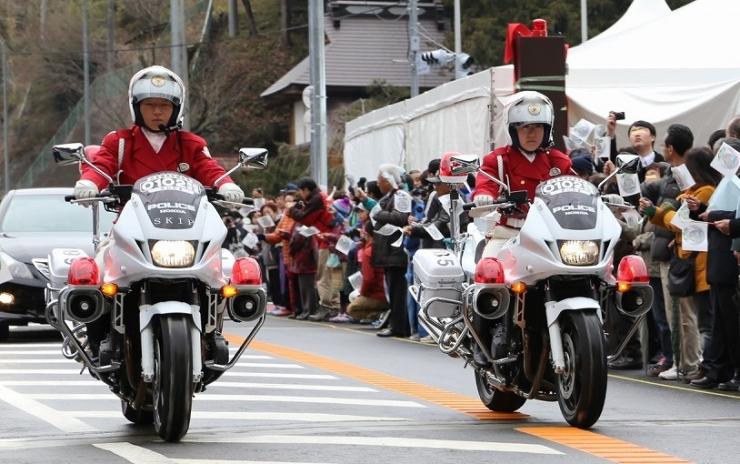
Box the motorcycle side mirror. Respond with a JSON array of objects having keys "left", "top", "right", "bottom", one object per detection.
[
  {"left": 615, "top": 153, "right": 640, "bottom": 175},
  {"left": 238, "top": 148, "right": 268, "bottom": 170},
  {"left": 52, "top": 143, "right": 85, "bottom": 166},
  {"left": 506, "top": 190, "right": 528, "bottom": 204}
]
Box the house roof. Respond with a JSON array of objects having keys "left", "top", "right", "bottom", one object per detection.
[{"left": 261, "top": 16, "right": 453, "bottom": 98}]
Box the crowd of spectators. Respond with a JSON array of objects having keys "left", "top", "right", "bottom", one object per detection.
[{"left": 221, "top": 112, "right": 740, "bottom": 392}]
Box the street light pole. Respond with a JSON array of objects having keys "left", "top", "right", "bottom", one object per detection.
[
  {"left": 453, "top": 0, "right": 462, "bottom": 80},
  {"left": 171, "top": 0, "right": 189, "bottom": 129},
  {"left": 1, "top": 41, "right": 9, "bottom": 193},
  {"left": 308, "top": 0, "right": 327, "bottom": 188},
  {"left": 580, "top": 0, "right": 588, "bottom": 43},
  {"left": 408, "top": 0, "right": 419, "bottom": 97},
  {"left": 83, "top": 0, "right": 90, "bottom": 145}
]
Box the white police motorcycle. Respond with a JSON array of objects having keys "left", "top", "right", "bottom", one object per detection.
[
  {"left": 45, "top": 143, "right": 268, "bottom": 441},
  {"left": 411, "top": 153, "right": 652, "bottom": 428}
]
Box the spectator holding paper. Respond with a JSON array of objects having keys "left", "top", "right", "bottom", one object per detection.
[{"left": 640, "top": 146, "right": 720, "bottom": 382}]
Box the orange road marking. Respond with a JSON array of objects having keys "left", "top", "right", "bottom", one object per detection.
[
  {"left": 224, "top": 333, "right": 526, "bottom": 421},
  {"left": 516, "top": 427, "right": 693, "bottom": 463}
]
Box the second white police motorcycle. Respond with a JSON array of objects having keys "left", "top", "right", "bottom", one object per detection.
[
  {"left": 411, "top": 153, "right": 652, "bottom": 428},
  {"left": 45, "top": 143, "right": 269, "bottom": 441}
]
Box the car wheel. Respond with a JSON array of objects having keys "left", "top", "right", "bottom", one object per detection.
[{"left": 0, "top": 322, "right": 9, "bottom": 342}]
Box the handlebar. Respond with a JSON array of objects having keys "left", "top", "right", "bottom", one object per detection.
[{"left": 462, "top": 201, "right": 514, "bottom": 211}]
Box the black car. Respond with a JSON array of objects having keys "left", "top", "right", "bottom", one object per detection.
[{"left": 0, "top": 188, "right": 116, "bottom": 341}]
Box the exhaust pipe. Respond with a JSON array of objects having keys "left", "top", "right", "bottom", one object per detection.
[{"left": 63, "top": 287, "right": 106, "bottom": 323}]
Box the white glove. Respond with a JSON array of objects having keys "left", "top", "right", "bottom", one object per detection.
[
  {"left": 74, "top": 180, "right": 99, "bottom": 199},
  {"left": 474, "top": 194, "right": 494, "bottom": 207},
  {"left": 218, "top": 182, "right": 245, "bottom": 203}
]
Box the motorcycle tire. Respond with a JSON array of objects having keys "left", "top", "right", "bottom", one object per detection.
[
  {"left": 153, "top": 314, "right": 193, "bottom": 442},
  {"left": 121, "top": 400, "right": 154, "bottom": 425},
  {"left": 556, "top": 311, "right": 607, "bottom": 429},
  {"left": 474, "top": 369, "right": 526, "bottom": 412}
]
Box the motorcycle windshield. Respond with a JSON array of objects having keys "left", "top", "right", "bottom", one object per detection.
[
  {"left": 133, "top": 172, "right": 204, "bottom": 229},
  {"left": 535, "top": 176, "right": 599, "bottom": 230}
]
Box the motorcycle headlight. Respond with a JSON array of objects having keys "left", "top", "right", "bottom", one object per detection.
[
  {"left": 559, "top": 240, "right": 600, "bottom": 266},
  {"left": 150, "top": 241, "right": 195, "bottom": 268},
  {"left": 0, "top": 252, "right": 35, "bottom": 280}
]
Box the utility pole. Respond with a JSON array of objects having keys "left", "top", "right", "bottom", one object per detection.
[
  {"left": 580, "top": 0, "right": 588, "bottom": 43},
  {"left": 107, "top": 0, "right": 115, "bottom": 73},
  {"left": 82, "top": 0, "right": 90, "bottom": 146},
  {"left": 40, "top": 0, "right": 47, "bottom": 43},
  {"left": 308, "top": 0, "right": 327, "bottom": 188},
  {"left": 453, "top": 0, "right": 462, "bottom": 80},
  {"left": 408, "top": 0, "right": 419, "bottom": 97},
  {"left": 228, "top": 0, "right": 238, "bottom": 37},
  {"left": 171, "top": 0, "right": 189, "bottom": 129},
  {"left": 1, "top": 41, "right": 9, "bottom": 193}
]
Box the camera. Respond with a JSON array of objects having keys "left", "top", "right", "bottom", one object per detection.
[{"left": 611, "top": 111, "right": 626, "bottom": 121}]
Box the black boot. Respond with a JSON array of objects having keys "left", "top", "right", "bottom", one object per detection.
[{"left": 472, "top": 344, "right": 491, "bottom": 367}]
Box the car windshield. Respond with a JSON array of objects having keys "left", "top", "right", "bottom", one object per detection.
[{"left": 0, "top": 194, "right": 116, "bottom": 233}]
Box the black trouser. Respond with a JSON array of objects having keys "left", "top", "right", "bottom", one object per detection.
[
  {"left": 267, "top": 267, "right": 283, "bottom": 307},
  {"left": 384, "top": 267, "right": 410, "bottom": 337},
  {"left": 703, "top": 284, "right": 740, "bottom": 381},
  {"left": 296, "top": 273, "right": 318, "bottom": 316}
]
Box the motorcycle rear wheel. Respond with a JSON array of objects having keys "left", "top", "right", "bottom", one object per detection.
[
  {"left": 557, "top": 311, "right": 607, "bottom": 428},
  {"left": 474, "top": 369, "right": 526, "bottom": 412},
  {"left": 153, "top": 314, "right": 193, "bottom": 442},
  {"left": 121, "top": 400, "right": 153, "bottom": 425}
]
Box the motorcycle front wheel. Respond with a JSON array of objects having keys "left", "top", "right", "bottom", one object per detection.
[
  {"left": 153, "top": 314, "right": 193, "bottom": 442},
  {"left": 557, "top": 311, "right": 607, "bottom": 428},
  {"left": 474, "top": 369, "right": 526, "bottom": 412}
]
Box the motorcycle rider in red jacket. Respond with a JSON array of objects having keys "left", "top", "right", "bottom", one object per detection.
[{"left": 74, "top": 65, "right": 244, "bottom": 202}]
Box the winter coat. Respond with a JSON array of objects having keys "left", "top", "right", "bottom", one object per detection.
[
  {"left": 288, "top": 189, "right": 334, "bottom": 233},
  {"left": 642, "top": 174, "right": 681, "bottom": 262},
  {"left": 81, "top": 125, "right": 232, "bottom": 189},
  {"left": 371, "top": 189, "right": 411, "bottom": 269},
  {"left": 651, "top": 184, "right": 715, "bottom": 294},
  {"left": 359, "top": 243, "right": 386, "bottom": 302}
]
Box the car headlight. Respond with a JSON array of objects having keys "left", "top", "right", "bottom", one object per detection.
[
  {"left": 559, "top": 240, "right": 600, "bottom": 266},
  {"left": 150, "top": 241, "right": 195, "bottom": 268},
  {"left": 0, "top": 252, "right": 35, "bottom": 279}
]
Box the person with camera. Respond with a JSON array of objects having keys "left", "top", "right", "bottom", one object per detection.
[{"left": 605, "top": 114, "right": 665, "bottom": 182}]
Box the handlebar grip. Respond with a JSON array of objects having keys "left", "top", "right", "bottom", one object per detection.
[
  {"left": 242, "top": 198, "right": 255, "bottom": 206},
  {"left": 462, "top": 202, "right": 477, "bottom": 211},
  {"left": 64, "top": 195, "right": 76, "bottom": 202}
]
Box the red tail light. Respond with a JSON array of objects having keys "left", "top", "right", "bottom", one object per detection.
[
  {"left": 475, "top": 257, "right": 505, "bottom": 284},
  {"left": 231, "top": 257, "right": 262, "bottom": 285},
  {"left": 68, "top": 257, "right": 100, "bottom": 286},
  {"left": 617, "top": 255, "right": 649, "bottom": 283}
]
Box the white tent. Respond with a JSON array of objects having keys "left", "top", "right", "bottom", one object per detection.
[
  {"left": 344, "top": 0, "right": 740, "bottom": 178},
  {"left": 567, "top": 0, "right": 740, "bottom": 148}
]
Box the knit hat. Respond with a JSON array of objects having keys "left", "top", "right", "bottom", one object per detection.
[
  {"left": 332, "top": 198, "right": 352, "bottom": 218},
  {"left": 571, "top": 155, "right": 595, "bottom": 176}
]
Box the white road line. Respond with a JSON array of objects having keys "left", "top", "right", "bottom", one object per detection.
[
  {"left": 0, "top": 381, "right": 103, "bottom": 386},
  {"left": 0, "top": 343, "right": 62, "bottom": 348},
  {"left": 230, "top": 362, "right": 304, "bottom": 369},
  {"left": 73, "top": 411, "right": 407, "bottom": 422},
  {"left": 184, "top": 435, "right": 563, "bottom": 455},
  {"left": 0, "top": 385, "right": 96, "bottom": 433},
  {"left": 93, "top": 443, "right": 177, "bottom": 464},
  {"left": 0, "top": 359, "right": 80, "bottom": 364},
  {"left": 0, "top": 369, "right": 85, "bottom": 374},
  {"left": 0, "top": 380, "right": 373, "bottom": 392},
  {"left": 28, "top": 393, "right": 422, "bottom": 408},
  {"left": 210, "top": 382, "right": 377, "bottom": 392},
  {"left": 94, "top": 442, "right": 334, "bottom": 464},
  {"left": 222, "top": 372, "right": 336, "bottom": 379},
  {"left": 0, "top": 350, "right": 63, "bottom": 355}
]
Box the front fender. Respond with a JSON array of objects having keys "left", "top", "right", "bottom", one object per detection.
[
  {"left": 139, "top": 301, "right": 202, "bottom": 332},
  {"left": 545, "top": 296, "right": 602, "bottom": 327}
]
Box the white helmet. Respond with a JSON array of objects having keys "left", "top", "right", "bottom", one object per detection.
[
  {"left": 128, "top": 65, "right": 186, "bottom": 131},
  {"left": 507, "top": 91, "right": 554, "bottom": 151}
]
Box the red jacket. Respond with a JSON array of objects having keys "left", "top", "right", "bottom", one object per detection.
[
  {"left": 359, "top": 243, "right": 386, "bottom": 302},
  {"left": 81, "top": 126, "right": 233, "bottom": 190},
  {"left": 475, "top": 145, "right": 572, "bottom": 201}
]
